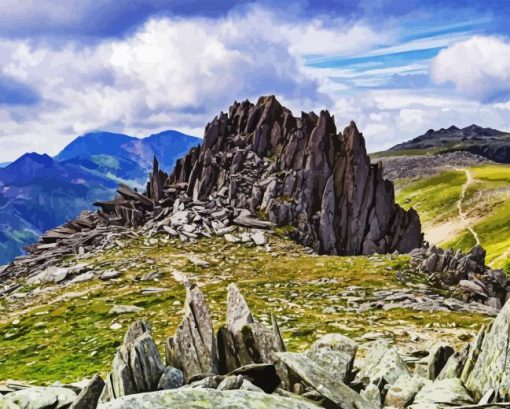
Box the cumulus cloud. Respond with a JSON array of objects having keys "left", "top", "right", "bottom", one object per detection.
[
  {"left": 430, "top": 35, "right": 510, "bottom": 102},
  {"left": 0, "top": 4, "right": 397, "bottom": 161}
]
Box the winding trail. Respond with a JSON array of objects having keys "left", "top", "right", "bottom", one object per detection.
[
  {"left": 457, "top": 168, "right": 481, "bottom": 246},
  {"left": 425, "top": 168, "right": 481, "bottom": 246}
]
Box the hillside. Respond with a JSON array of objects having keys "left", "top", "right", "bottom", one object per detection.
[
  {"left": 0, "top": 131, "right": 200, "bottom": 264},
  {"left": 376, "top": 144, "right": 510, "bottom": 270},
  {"left": 378, "top": 124, "right": 510, "bottom": 163}
]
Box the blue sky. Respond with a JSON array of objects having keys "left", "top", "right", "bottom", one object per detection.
[{"left": 1, "top": 0, "right": 510, "bottom": 160}]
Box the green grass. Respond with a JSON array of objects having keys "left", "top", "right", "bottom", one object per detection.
[
  {"left": 396, "top": 163, "right": 510, "bottom": 268},
  {"left": 396, "top": 170, "right": 465, "bottom": 224},
  {"left": 0, "top": 235, "right": 489, "bottom": 384},
  {"left": 471, "top": 199, "right": 510, "bottom": 268},
  {"left": 471, "top": 164, "right": 510, "bottom": 184},
  {"left": 370, "top": 148, "right": 432, "bottom": 159}
]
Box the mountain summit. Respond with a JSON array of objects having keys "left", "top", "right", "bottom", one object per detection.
[
  {"left": 389, "top": 124, "right": 510, "bottom": 163},
  {"left": 7, "top": 94, "right": 423, "bottom": 274},
  {"left": 167, "top": 95, "right": 422, "bottom": 255}
]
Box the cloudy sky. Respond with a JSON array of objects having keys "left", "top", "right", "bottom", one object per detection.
[{"left": 1, "top": 0, "right": 510, "bottom": 160}]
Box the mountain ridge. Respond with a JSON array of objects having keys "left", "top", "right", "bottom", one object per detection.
[
  {"left": 0, "top": 129, "right": 200, "bottom": 264},
  {"left": 387, "top": 123, "right": 510, "bottom": 163}
]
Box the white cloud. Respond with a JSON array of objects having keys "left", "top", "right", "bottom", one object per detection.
[
  {"left": 2, "top": 8, "right": 510, "bottom": 162},
  {"left": 430, "top": 35, "right": 510, "bottom": 101},
  {"left": 0, "top": 7, "right": 342, "bottom": 160}
]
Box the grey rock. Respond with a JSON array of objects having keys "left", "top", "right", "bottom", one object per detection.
[
  {"left": 239, "top": 379, "right": 264, "bottom": 392},
  {"left": 226, "top": 283, "right": 254, "bottom": 333},
  {"left": 277, "top": 351, "right": 377, "bottom": 409},
  {"left": 217, "top": 375, "right": 244, "bottom": 391},
  {"left": 436, "top": 345, "right": 469, "bottom": 380},
  {"left": 69, "top": 272, "right": 95, "bottom": 284},
  {"left": 411, "top": 378, "right": 474, "bottom": 407},
  {"left": 166, "top": 285, "right": 218, "bottom": 382},
  {"left": 108, "top": 305, "right": 144, "bottom": 315},
  {"left": 187, "top": 375, "right": 222, "bottom": 389},
  {"left": 360, "top": 383, "right": 381, "bottom": 408},
  {"left": 100, "top": 270, "right": 121, "bottom": 280},
  {"left": 463, "top": 299, "right": 510, "bottom": 400},
  {"left": 97, "top": 388, "right": 323, "bottom": 409},
  {"left": 384, "top": 375, "right": 425, "bottom": 408},
  {"left": 70, "top": 374, "right": 105, "bottom": 409},
  {"left": 356, "top": 341, "right": 410, "bottom": 386},
  {"left": 251, "top": 231, "right": 267, "bottom": 246},
  {"left": 417, "top": 343, "right": 454, "bottom": 380},
  {"left": 1, "top": 386, "right": 77, "bottom": 409},
  {"left": 157, "top": 367, "right": 184, "bottom": 390},
  {"left": 306, "top": 334, "right": 357, "bottom": 381},
  {"left": 109, "top": 321, "right": 165, "bottom": 398}
]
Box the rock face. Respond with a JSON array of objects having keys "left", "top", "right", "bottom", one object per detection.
[
  {"left": 168, "top": 96, "right": 421, "bottom": 255},
  {"left": 165, "top": 285, "right": 219, "bottom": 382},
  {"left": 70, "top": 374, "right": 105, "bottom": 409},
  {"left": 461, "top": 297, "right": 510, "bottom": 400}
]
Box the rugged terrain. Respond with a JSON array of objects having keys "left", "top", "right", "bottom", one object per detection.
[
  {"left": 1, "top": 97, "right": 509, "bottom": 408},
  {"left": 0, "top": 130, "right": 199, "bottom": 264}
]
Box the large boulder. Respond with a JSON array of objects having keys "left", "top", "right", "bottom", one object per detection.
[
  {"left": 0, "top": 386, "right": 77, "bottom": 409},
  {"left": 165, "top": 285, "right": 219, "bottom": 382},
  {"left": 70, "top": 374, "right": 105, "bottom": 409},
  {"left": 384, "top": 375, "right": 425, "bottom": 408},
  {"left": 355, "top": 341, "right": 410, "bottom": 387},
  {"left": 277, "top": 352, "right": 377, "bottom": 409},
  {"left": 462, "top": 299, "right": 510, "bottom": 399},
  {"left": 306, "top": 334, "right": 358, "bottom": 382},
  {"left": 97, "top": 388, "right": 323, "bottom": 409},
  {"left": 410, "top": 378, "right": 474, "bottom": 407},
  {"left": 109, "top": 320, "right": 165, "bottom": 398}
]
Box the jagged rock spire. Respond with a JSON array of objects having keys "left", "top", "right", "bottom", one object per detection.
[{"left": 168, "top": 95, "right": 422, "bottom": 255}]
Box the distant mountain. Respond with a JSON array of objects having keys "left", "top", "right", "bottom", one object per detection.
[
  {"left": 387, "top": 124, "right": 510, "bottom": 163},
  {"left": 0, "top": 130, "right": 200, "bottom": 264},
  {"left": 55, "top": 130, "right": 200, "bottom": 186}
]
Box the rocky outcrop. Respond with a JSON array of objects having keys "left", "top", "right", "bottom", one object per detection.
[
  {"left": 407, "top": 244, "right": 510, "bottom": 311},
  {"left": 8, "top": 281, "right": 510, "bottom": 408},
  {"left": 461, "top": 297, "right": 510, "bottom": 400},
  {"left": 168, "top": 96, "right": 421, "bottom": 255},
  {"left": 70, "top": 375, "right": 105, "bottom": 409},
  {"left": 1, "top": 96, "right": 422, "bottom": 287},
  {"left": 165, "top": 284, "right": 218, "bottom": 382},
  {"left": 108, "top": 321, "right": 165, "bottom": 398}
]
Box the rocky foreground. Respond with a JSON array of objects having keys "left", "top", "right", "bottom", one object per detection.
[{"left": 3, "top": 279, "right": 510, "bottom": 408}]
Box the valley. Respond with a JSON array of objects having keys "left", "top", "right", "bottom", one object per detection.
[{"left": 388, "top": 159, "right": 510, "bottom": 270}]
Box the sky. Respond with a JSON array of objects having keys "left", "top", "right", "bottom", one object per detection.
[{"left": 1, "top": 0, "right": 510, "bottom": 160}]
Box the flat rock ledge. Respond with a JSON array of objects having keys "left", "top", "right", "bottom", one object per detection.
[
  {"left": 5, "top": 280, "right": 510, "bottom": 409},
  {"left": 98, "top": 389, "right": 323, "bottom": 409}
]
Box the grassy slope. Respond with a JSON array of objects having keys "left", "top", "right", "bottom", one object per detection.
[
  {"left": 0, "top": 234, "right": 489, "bottom": 384},
  {"left": 396, "top": 164, "right": 510, "bottom": 269}
]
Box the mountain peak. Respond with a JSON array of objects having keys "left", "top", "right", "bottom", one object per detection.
[{"left": 12, "top": 152, "right": 53, "bottom": 167}]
